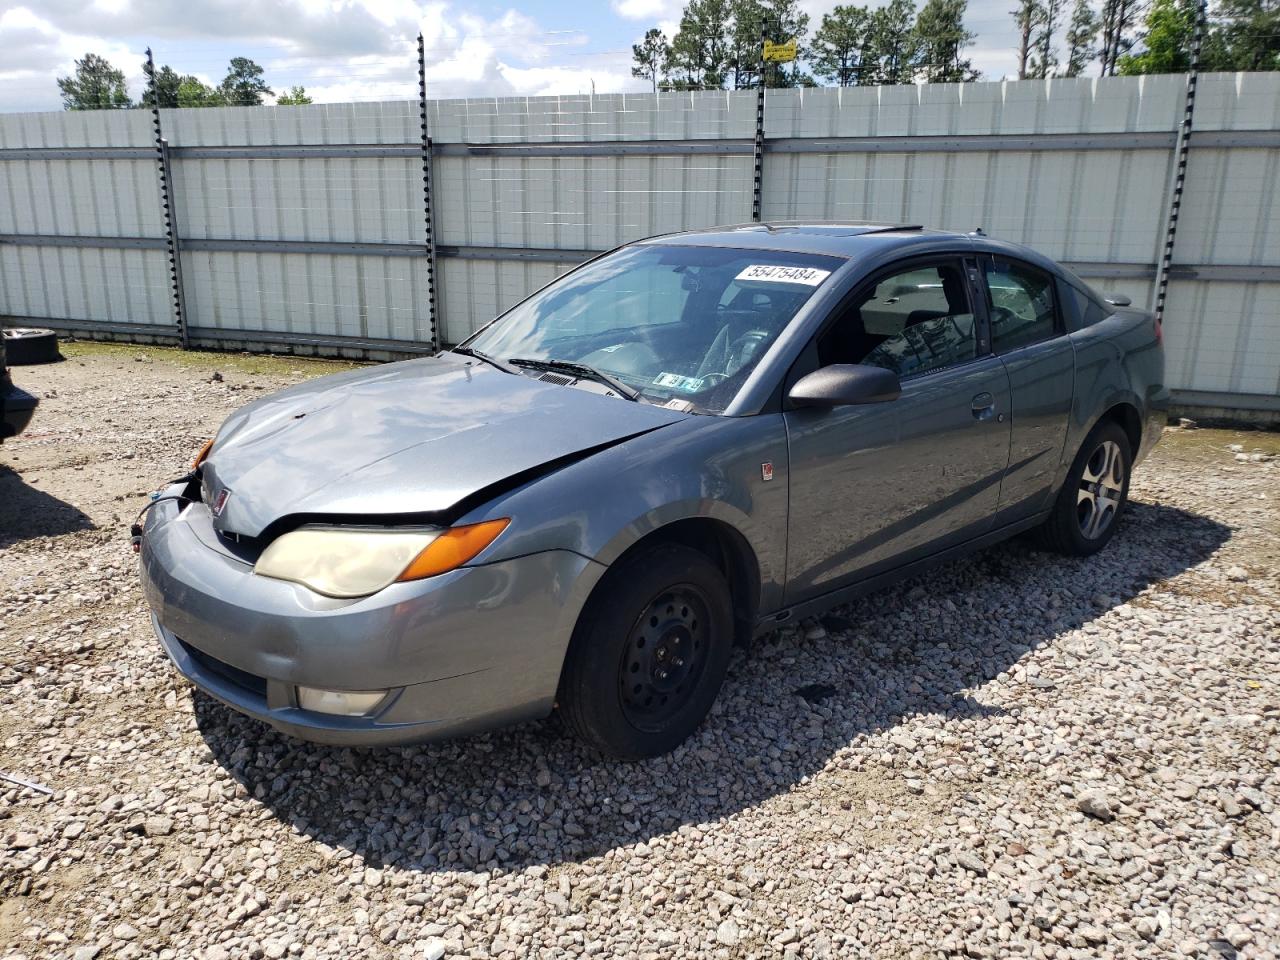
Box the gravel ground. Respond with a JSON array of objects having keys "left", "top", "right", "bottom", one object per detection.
[{"left": 2, "top": 342, "right": 1278, "bottom": 960}]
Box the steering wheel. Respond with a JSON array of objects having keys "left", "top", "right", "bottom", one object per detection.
[{"left": 720, "top": 331, "right": 770, "bottom": 378}]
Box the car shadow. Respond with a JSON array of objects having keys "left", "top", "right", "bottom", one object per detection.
[
  {"left": 194, "top": 500, "right": 1230, "bottom": 873},
  {"left": 0, "top": 464, "right": 95, "bottom": 546}
]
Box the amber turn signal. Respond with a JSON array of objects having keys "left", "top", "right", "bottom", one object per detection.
[
  {"left": 397, "top": 519, "right": 511, "bottom": 582},
  {"left": 192, "top": 438, "right": 215, "bottom": 469}
]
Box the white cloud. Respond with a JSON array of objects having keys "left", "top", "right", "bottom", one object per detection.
[{"left": 611, "top": 0, "right": 683, "bottom": 21}]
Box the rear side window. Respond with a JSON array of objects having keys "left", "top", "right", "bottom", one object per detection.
[{"left": 984, "top": 260, "right": 1059, "bottom": 352}]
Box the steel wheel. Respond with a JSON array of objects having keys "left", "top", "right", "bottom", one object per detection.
[
  {"left": 1077, "top": 438, "right": 1125, "bottom": 540},
  {"left": 618, "top": 586, "right": 711, "bottom": 733}
]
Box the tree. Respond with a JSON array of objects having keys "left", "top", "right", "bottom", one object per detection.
[
  {"left": 141, "top": 64, "right": 182, "bottom": 109},
  {"left": 1012, "top": 0, "right": 1044, "bottom": 78},
  {"left": 730, "top": 0, "right": 770, "bottom": 88},
  {"left": 869, "top": 0, "right": 920, "bottom": 83},
  {"left": 915, "top": 0, "right": 980, "bottom": 81},
  {"left": 632, "top": 28, "right": 671, "bottom": 92},
  {"left": 57, "top": 53, "right": 131, "bottom": 111},
  {"left": 1064, "top": 0, "right": 1100, "bottom": 75},
  {"left": 1208, "top": 0, "right": 1279, "bottom": 71},
  {"left": 1118, "top": 0, "right": 1198, "bottom": 73},
  {"left": 666, "top": 0, "right": 734, "bottom": 89},
  {"left": 276, "top": 86, "right": 313, "bottom": 105},
  {"left": 1099, "top": 0, "right": 1141, "bottom": 74},
  {"left": 811, "top": 4, "right": 876, "bottom": 85},
  {"left": 219, "top": 57, "right": 273, "bottom": 106},
  {"left": 1030, "top": 0, "right": 1065, "bottom": 76},
  {"left": 761, "top": 0, "right": 813, "bottom": 87},
  {"left": 176, "top": 77, "right": 225, "bottom": 107}
]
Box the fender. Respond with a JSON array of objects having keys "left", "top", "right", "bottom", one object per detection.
[{"left": 459, "top": 414, "right": 789, "bottom": 614}]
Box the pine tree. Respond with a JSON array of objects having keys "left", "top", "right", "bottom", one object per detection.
[
  {"left": 1012, "top": 0, "right": 1045, "bottom": 78},
  {"left": 219, "top": 57, "right": 273, "bottom": 106},
  {"left": 1065, "top": 0, "right": 1100, "bottom": 75},
  {"left": 667, "top": 0, "right": 735, "bottom": 89},
  {"left": 1030, "top": 0, "right": 1065, "bottom": 76},
  {"left": 632, "top": 29, "right": 671, "bottom": 92},
  {"left": 811, "top": 5, "right": 876, "bottom": 85},
  {"left": 870, "top": 0, "right": 920, "bottom": 83},
  {"left": 915, "top": 0, "right": 979, "bottom": 81}
]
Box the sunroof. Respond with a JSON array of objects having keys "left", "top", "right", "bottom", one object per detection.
[{"left": 759, "top": 223, "right": 924, "bottom": 236}]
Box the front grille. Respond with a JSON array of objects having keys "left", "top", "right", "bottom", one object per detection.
[{"left": 178, "top": 638, "right": 268, "bottom": 699}]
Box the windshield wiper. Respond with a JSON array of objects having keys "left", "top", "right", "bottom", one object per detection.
[
  {"left": 508, "top": 357, "right": 640, "bottom": 401},
  {"left": 450, "top": 345, "right": 517, "bottom": 375}
]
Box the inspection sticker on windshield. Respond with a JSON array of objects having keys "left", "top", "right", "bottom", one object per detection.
[
  {"left": 654, "top": 372, "right": 705, "bottom": 392},
  {"left": 735, "top": 264, "right": 831, "bottom": 286}
]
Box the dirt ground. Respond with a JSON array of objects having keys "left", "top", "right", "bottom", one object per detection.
[{"left": 2, "top": 342, "right": 1278, "bottom": 960}]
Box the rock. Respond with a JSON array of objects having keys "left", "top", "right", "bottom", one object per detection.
[
  {"left": 72, "top": 947, "right": 102, "bottom": 960},
  {"left": 113, "top": 923, "right": 139, "bottom": 941},
  {"left": 955, "top": 852, "right": 987, "bottom": 876},
  {"left": 145, "top": 815, "right": 174, "bottom": 837},
  {"left": 716, "top": 919, "right": 741, "bottom": 946},
  {"left": 8, "top": 832, "right": 39, "bottom": 849},
  {"left": 1077, "top": 790, "right": 1116, "bottom": 822},
  {"left": 1225, "top": 566, "right": 1248, "bottom": 582},
  {"left": 1178, "top": 417, "right": 1197, "bottom": 428}
]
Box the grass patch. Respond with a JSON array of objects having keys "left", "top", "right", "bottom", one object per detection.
[{"left": 58, "top": 339, "right": 370, "bottom": 378}]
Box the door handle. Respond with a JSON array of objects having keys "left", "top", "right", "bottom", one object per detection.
[{"left": 971, "top": 392, "right": 996, "bottom": 421}]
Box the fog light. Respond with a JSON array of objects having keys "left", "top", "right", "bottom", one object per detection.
[{"left": 296, "top": 686, "right": 388, "bottom": 717}]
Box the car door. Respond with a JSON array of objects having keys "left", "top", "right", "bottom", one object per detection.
[
  {"left": 783, "top": 256, "right": 1013, "bottom": 606},
  {"left": 981, "top": 256, "right": 1076, "bottom": 525}
]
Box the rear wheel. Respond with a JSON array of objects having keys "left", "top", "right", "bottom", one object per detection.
[
  {"left": 559, "top": 543, "right": 734, "bottom": 759},
  {"left": 1039, "top": 420, "right": 1132, "bottom": 556}
]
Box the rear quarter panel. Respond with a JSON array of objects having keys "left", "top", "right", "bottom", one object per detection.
[{"left": 1064, "top": 307, "right": 1168, "bottom": 477}]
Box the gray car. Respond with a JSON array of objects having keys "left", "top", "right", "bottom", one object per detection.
[{"left": 139, "top": 223, "right": 1167, "bottom": 758}]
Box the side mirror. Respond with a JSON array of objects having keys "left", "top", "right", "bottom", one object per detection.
[
  {"left": 788, "top": 364, "right": 902, "bottom": 409},
  {"left": 1103, "top": 293, "right": 1132, "bottom": 307}
]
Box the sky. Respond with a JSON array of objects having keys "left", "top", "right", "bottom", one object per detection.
[{"left": 0, "top": 0, "right": 1036, "bottom": 114}]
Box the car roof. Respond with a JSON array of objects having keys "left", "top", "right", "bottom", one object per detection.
[
  {"left": 639, "top": 222, "right": 1073, "bottom": 281},
  {"left": 639, "top": 221, "right": 965, "bottom": 258}
]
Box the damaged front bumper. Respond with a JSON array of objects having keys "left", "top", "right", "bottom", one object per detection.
[{"left": 138, "top": 487, "right": 604, "bottom": 746}]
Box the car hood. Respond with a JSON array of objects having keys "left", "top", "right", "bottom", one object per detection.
[{"left": 201, "top": 354, "right": 688, "bottom": 538}]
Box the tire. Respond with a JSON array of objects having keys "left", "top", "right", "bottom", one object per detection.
[
  {"left": 558, "top": 543, "right": 735, "bottom": 760},
  {"left": 1039, "top": 420, "right": 1132, "bottom": 556},
  {"left": 3, "top": 328, "right": 61, "bottom": 366}
]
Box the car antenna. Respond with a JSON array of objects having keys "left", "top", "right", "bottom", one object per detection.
[{"left": 972, "top": 226, "right": 987, "bottom": 236}]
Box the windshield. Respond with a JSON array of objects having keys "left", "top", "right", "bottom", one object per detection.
[{"left": 463, "top": 243, "right": 844, "bottom": 414}]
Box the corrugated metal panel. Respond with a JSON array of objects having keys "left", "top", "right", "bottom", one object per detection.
[
  {"left": 181, "top": 250, "right": 431, "bottom": 344},
  {"left": 1, "top": 77, "right": 1276, "bottom": 405},
  {"left": 0, "top": 245, "right": 171, "bottom": 325}
]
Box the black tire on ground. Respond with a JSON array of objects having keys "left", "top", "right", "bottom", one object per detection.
[
  {"left": 1039, "top": 419, "right": 1132, "bottom": 556},
  {"left": 558, "top": 543, "right": 735, "bottom": 760},
  {"left": 3, "top": 328, "right": 61, "bottom": 365}
]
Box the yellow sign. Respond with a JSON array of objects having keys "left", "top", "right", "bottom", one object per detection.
[{"left": 762, "top": 39, "right": 797, "bottom": 63}]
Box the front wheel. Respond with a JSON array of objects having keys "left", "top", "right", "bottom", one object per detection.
[
  {"left": 1039, "top": 420, "right": 1132, "bottom": 556},
  {"left": 558, "top": 543, "right": 734, "bottom": 759}
]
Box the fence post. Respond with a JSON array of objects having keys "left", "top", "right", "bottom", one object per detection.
[
  {"left": 417, "top": 33, "right": 441, "bottom": 353},
  {"left": 751, "top": 27, "right": 766, "bottom": 223},
  {"left": 1152, "top": 0, "right": 1207, "bottom": 328},
  {"left": 144, "top": 48, "right": 190, "bottom": 349}
]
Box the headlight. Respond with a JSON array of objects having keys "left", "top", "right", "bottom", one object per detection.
[{"left": 254, "top": 519, "right": 509, "bottom": 598}]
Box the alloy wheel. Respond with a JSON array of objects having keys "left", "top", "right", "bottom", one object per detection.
[{"left": 1077, "top": 439, "right": 1125, "bottom": 539}]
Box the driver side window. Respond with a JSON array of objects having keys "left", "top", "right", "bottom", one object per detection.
[{"left": 816, "top": 260, "right": 978, "bottom": 380}]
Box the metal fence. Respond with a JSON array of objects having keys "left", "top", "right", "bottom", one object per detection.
[{"left": 1, "top": 72, "right": 1278, "bottom": 411}]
